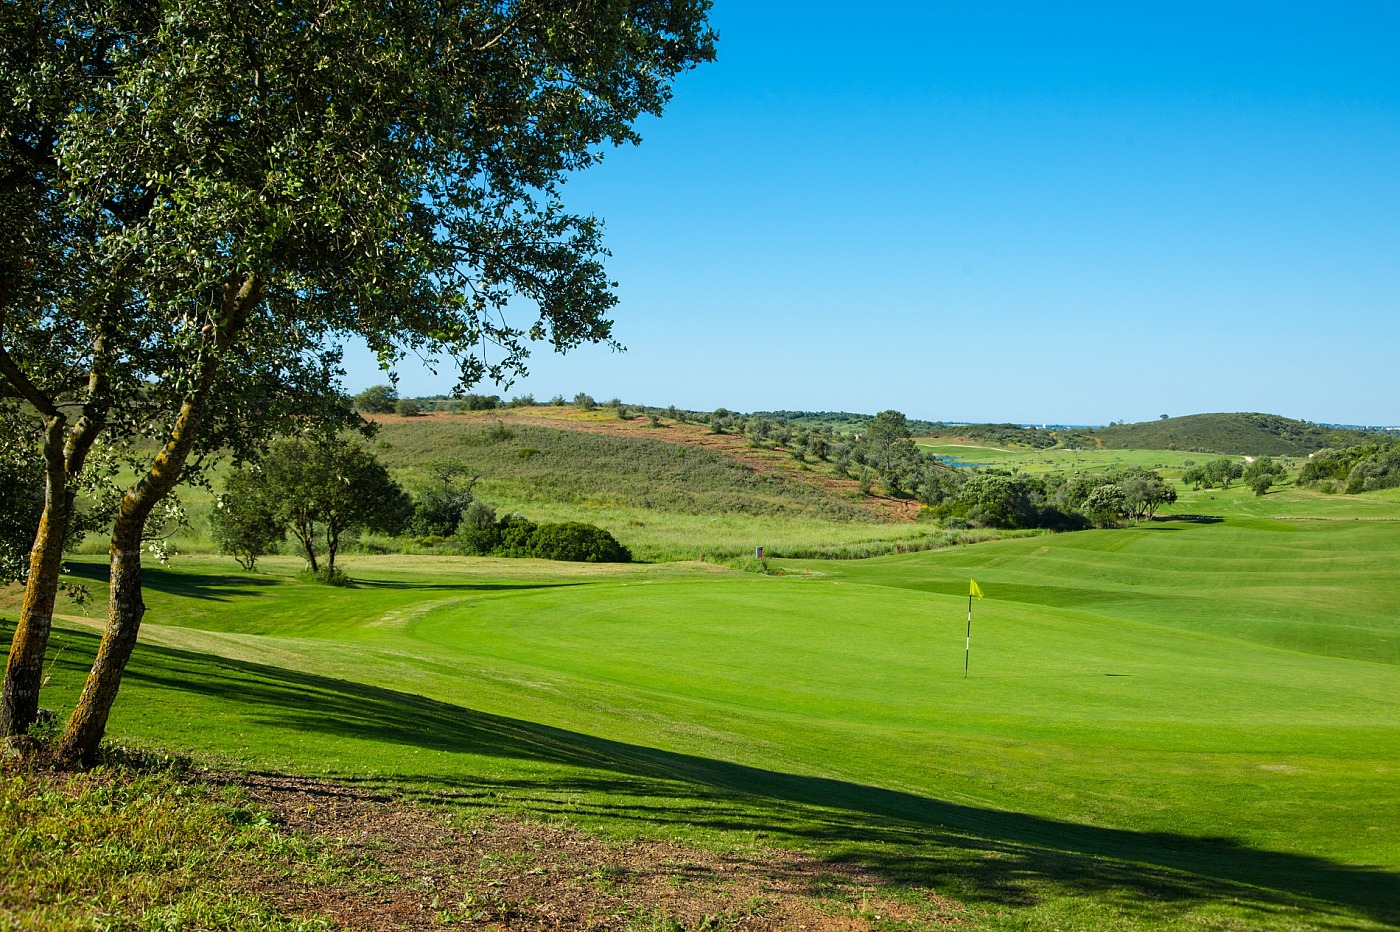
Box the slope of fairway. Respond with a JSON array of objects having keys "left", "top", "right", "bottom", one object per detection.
[{"left": 20, "top": 482, "right": 1400, "bottom": 931}]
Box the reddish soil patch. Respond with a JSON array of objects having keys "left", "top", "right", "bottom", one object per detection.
[
  {"left": 227, "top": 771, "right": 962, "bottom": 930},
  {"left": 373, "top": 411, "right": 922, "bottom": 523}
]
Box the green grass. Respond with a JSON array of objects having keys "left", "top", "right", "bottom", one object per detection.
[{"left": 14, "top": 479, "right": 1400, "bottom": 930}]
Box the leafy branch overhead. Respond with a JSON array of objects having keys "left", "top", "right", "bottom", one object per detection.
[{"left": 0, "top": 0, "right": 715, "bottom": 760}]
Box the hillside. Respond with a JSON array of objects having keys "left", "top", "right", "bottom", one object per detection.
[
  {"left": 371, "top": 414, "right": 877, "bottom": 523},
  {"left": 362, "top": 409, "right": 972, "bottom": 562},
  {"left": 1089, "top": 412, "right": 1374, "bottom": 456}
]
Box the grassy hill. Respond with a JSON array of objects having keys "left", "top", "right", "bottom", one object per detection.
[
  {"left": 364, "top": 411, "right": 968, "bottom": 562},
  {"left": 1089, "top": 412, "right": 1373, "bottom": 455}
]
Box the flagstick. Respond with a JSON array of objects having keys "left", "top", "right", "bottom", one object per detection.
[{"left": 965, "top": 592, "right": 972, "bottom": 678}]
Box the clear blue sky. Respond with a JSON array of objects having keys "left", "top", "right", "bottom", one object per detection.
[{"left": 343, "top": 2, "right": 1400, "bottom": 426}]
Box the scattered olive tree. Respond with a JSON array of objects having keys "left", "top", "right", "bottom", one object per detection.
[
  {"left": 1244, "top": 456, "right": 1287, "bottom": 496},
  {"left": 251, "top": 437, "right": 410, "bottom": 580},
  {"left": 354, "top": 385, "right": 399, "bottom": 414}
]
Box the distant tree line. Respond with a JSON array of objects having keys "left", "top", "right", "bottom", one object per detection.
[
  {"left": 918, "top": 466, "right": 1179, "bottom": 530},
  {"left": 1297, "top": 442, "right": 1400, "bottom": 494},
  {"left": 353, "top": 384, "right": 541, "bottom": 415}
]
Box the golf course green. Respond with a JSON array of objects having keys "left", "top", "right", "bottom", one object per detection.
[{"left": 16, "top": 479, "right": 1398, "bottom": 930}]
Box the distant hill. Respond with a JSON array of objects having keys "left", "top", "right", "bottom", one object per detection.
[{"left": 1090, "top": 413, "right": 1375, "bottom": 456}]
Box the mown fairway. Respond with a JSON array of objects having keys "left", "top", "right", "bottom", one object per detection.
[{"left": 13, "top": 482, "right": 1400, "bottom": 930}]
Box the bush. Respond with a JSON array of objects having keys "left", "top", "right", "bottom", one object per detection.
[
  {"left": 497, "top": 514, "right": 538, "bottom": 556},
  {"left": 301, "top": 565, "right": 353, "bottom": 586},
  {"left": 454, "top": 510, "right": 629, "bottom": 562},
  {"left": 528, "top": 522, "right": 632, "bottom": 563},
  {"left": 457, "top": 526, "right": 501, "bottom": 555},
  {"left": 395, "top": 398, "right": 422, "bottom": 417}
]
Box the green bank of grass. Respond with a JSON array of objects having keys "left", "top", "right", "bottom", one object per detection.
[{"left": 16, "top": 482, "right": 1400, "bottom": 930}]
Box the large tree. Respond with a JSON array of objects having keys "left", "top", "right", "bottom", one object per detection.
[{"left": 1, "top": 0, "right": 715, "bottom": 762}]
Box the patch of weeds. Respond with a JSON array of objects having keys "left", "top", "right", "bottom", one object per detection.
[
  {"left": 0, "top": 757, "right": 326, "bottom": 931},
  {"left": 624, "top": 909, "right": 686, "bottom": 932},
  {"left": 593, "top": 862, "right": 627, "bottom": 894}
]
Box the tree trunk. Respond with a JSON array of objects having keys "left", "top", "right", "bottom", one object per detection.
[
  {"left": 0, "top": 418, "right": 71, "bottom": 736},
  {"left": 0, "top": 335, "right": 107, "bottom": 739},
  {"left": 57, "top": 272, "right": 260, "bottom": 766},
  {"left": 54, "top": 518, "right": 144, "bottom": 765},
  {"left": 292, "top": 517, "right": 319, "bottom": 574},
  {"left": 324, "top": 521, "right": 339, "bottom": 576}
]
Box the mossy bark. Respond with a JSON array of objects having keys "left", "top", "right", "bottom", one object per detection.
[
  {"left": 59, "top": 273, "right": 260, "bottom": 765},
  {"left": 0, "top": 337, "right": 106, "bottom": 739}
]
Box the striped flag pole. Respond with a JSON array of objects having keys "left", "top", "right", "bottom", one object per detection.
[{"left": 965, "top": 578, "right": 984, "bottom": 678}]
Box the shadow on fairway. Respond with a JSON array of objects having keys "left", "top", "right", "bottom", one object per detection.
[
  {"left": 1152, "top": 514, "right": 1225, "bottom": 524},
  {"left": 64, "top": 558, "right": 585, "bottom": 599},
  {"left": 354, "top": 579, "right": 588, "bottom": 593},
  {"left": 63, "top": 560, "right": 282, "bottom": 602},
  {"left": 888, "top": 579, "right": 1148, "bottom": 608},
  {"left": 39, "top": 626, "right": 1397, "bottom": 928}
]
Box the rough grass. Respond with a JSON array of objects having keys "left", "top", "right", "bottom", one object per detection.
[{"left": 0, "top": 755, "right": 331, "bottom": 931}]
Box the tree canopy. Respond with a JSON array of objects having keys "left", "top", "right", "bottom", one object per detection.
[{"left": 1, "top": 0, "right": 715, "bottom": 761}]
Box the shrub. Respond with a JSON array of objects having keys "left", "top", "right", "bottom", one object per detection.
[
  {"left": 454, "top": 509, "right": 629, "bottom": 563},
  {"left": 300, "top": 565, "right": 353, "bottom": 586},
  {"left": 528, "top": 521, "right": 632, "bottom": 563},
  {"left": 395, "top": 397, "right": 421, "bottom": 417},
  {"left": 457, "top": 526, "right": 501, "bottom": 555}
]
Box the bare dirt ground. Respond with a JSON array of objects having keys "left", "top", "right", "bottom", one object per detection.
[
  {"left": 373, "top": 410, "right": 924, "bottom": 523},
  {"left": 227, "top": 770, "right": 964, "bottom": 930}
]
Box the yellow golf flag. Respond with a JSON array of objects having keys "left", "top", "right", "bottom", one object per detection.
[{"left": 969, "top": 578, "right": 984, "bottom": 600}]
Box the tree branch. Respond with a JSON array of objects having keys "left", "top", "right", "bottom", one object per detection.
[{"left": 0, "top": 310, "right": 61, "bottom": 419}]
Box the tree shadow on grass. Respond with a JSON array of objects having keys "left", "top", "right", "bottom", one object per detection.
[
  {"left": 64, "top": 558, "right": 588, "bottom": 600},
  {"left": 31, "top": 624, "right": 1400, "bottom": 929},
  {"left": 63, "top": 559, "right": 282, "bottom": 602},
  {"left": 881, "top": 579, "right": 1150, "bottom": 609},
  {"left": 353, "top": 579, "right": 588, "bottom": 593},
  {"left": 1152, "top": 514, "right": 1225, "bottom": 525}
]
